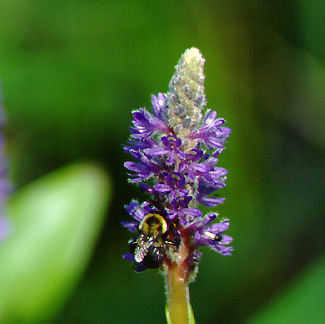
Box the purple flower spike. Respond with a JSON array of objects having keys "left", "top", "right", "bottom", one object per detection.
[{"left": 122, "top": 48, "right": 233, "bottom": 279}]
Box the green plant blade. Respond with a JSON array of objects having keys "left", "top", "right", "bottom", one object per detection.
[
  {"left": 0, "top": 163, "right": 110, "bottom": 323},
  {"left": 247, "top": 256, "right": 325, "bottom": 324}
]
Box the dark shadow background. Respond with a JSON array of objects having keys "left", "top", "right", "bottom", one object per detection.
[{"left": 0, "top": 0, "right": 324, "bottom": 323}]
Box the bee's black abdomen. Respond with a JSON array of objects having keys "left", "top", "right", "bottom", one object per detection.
[{"left": 149, "top": 244, "right": 164, "bottom": 262}]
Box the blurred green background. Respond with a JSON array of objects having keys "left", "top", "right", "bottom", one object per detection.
[{"left": 0, "top": 0, "right": 324, "bottom": 323}]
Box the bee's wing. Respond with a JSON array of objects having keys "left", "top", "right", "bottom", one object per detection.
[{"left": 134, "top": 235, "right": 154, "bottom": 263}]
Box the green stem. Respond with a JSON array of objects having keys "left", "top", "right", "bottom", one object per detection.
[{"left": 164, "top": 240, "right": 195, "bottom": 324}]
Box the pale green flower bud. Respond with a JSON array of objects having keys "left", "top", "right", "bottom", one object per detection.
[{"left": 166, "top": 47, "right": 206, "bottom": 137}]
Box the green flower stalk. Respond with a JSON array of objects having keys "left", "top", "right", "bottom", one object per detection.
[{"left": 123, "top": 48, "right": 233, "bottom": 323}]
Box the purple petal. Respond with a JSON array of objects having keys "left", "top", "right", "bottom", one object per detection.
[
  {"left": 209, "top": 220, "right": 230, "bottom": 233},
  {"left": 219, "top": 235, "right": 233, "bottom": 245},
  {"left": 139, "top": 183, "right": 155, "bottom": 194},
  {"left": 124, "top": 161, "right": 144, "bottom": 173},
  {"left": 199, "top": 197, "right": 226, "bottom": 207},
  {"left": 125, "top": 200, "right": 149, "bottom": 222},
  {"left": 121, "top": 221, "right": 139, "bottom": 232},
  {"left": 210, "top": 244, "right": 234, "bottom": 256},
  {"left": 151, "top": 93, "right": 166, "bottom": 120},
  {"left": 147, "top": 147, "right": 170, "bottom": 156},
  {"left": 182, "top": 208, "right": 203, "bottom": 218},
  {"left": 191, "top": 163, "right": 209, "bottom": 173},
  {"left": 123, "top": 253, "right": 135, "bottom": 262},
  {"left": 154, "top": 183, "right": 171, "bottom": 193},
  {"left": 185, "top": 213, "right": 217, "bottom": 232}
]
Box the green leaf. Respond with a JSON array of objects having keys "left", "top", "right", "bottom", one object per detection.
[
  {"left": 247, "top": 256, "right": 325, "bottom": 324},
  {"left": 0, "top": 163, "right": 110, "bottom": 323}
]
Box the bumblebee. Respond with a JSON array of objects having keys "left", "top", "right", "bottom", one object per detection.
[{"left": 134, "top": 213, "right": 173, "bottom": 268}]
